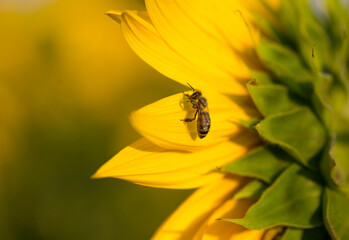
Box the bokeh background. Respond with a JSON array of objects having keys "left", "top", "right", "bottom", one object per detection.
[{"left": 0, "top": 0, "right": 191, "bottom": 239}]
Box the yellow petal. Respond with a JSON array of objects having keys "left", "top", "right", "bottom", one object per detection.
[
  {"left": 261, "top": 227, "right": 285, "bottom": 240},
  {"left": 193, "top": 199, "right": 264, "bottom": 240},
  {"left": 93, "top": 136, "right": 259, "bottom": 189},
  {"left": 131, "top": 173, "right": 223, "bottom": 189},
  {"left": 145, "top": 0, "right": 254, "bottom": 76},
  {"left": 145, "top": 0, "right": 253, "bottom": 57},
  {"left": 131, "top": 92, "right": 260, "bottom": 151},
  {"left": 107, "top": 10, "right": 249, "bottom": 95},
  {"left": 152, "top": 176, "right": 248, "bottom": 239}
]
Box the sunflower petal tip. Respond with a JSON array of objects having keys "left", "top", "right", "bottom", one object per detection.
[
  {"left": 91, "top": 172, "right": 101, "bottom": 179},
  {"left": 105, "top": 10, "right": 123, "bottom": 23},
  {"left": 91, "top": 167, "right": 110, "bottom": 179},
  {"left": 129, "top": 111, "right": 141, "bottom": 130},
  {"left": 128, "top": 112, "right": 135, "bottom": 122}
]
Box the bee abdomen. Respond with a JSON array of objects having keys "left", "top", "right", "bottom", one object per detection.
[{"left": 197, "top": 111, "right": 211, "bottom": 139}]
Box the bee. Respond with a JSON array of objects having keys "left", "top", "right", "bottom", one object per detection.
[{"left": 181, "top": 83, "right": 211, "bottom": 139}]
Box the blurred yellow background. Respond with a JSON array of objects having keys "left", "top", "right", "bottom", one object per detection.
[{"left": 0, "top": 0, "right": 190, "bottom": 239}]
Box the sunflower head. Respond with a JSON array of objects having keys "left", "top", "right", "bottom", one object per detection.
[{"left": 95, "top": 0, "right": 349, "bottom": 239}]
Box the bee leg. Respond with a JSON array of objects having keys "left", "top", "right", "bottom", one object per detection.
[
  {"left": 182, "top": 92, "right": 191, "bottom": 103},
  {"left": 183, "top": 92, "right": 190, "bottom": 98},
  {"left": 190, "top": 99, "right": 197, "bottom": 107},
  {"left": 181, "top": 110, "right": 198, "bottom": 122}
]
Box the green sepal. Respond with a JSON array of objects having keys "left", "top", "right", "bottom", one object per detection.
[
  {"left": 249, "top": 70, "right": 275, "bottom": 85},
  {"left": 313, "top": 0, "right": 349, "bottom": 118},
  {"left": 247, "top": 82, "right": 303, "bottom": 117},
  {"left": 312, "top": 69, "right": 346, "bottom": 188},
  {"left": 227, "top": 164, "right": 323, "bottom": 230},
  {"left": 238, "top": 118, "right": 261, "bottom": 129},
  {"left": 323, "top": 188, "right": 349, "bottom": 240},
  {"left": 233, "top": 180, "right": 268, "bottom": 200},
  {"left": 298, "top": 17, "right": 330, "bottom": 71},
  {"left": 256, "top": 39, "right": 313, "bottom": 98},
  {"left": 333, "top": 136, "right": 349, "bottom": 191},
  {"left": 282, "top": 227, "right": 330, "bottom": 240},
  {"left": 289, "top": 0, "right": 330, "bottom": 68},
  {"left": 325, "top": 0, "right": 349, "bottom": 67},
  {"left": 223, "top": 146, "right": 292, "bottom": 183},
  {"left": 278, "top": 0, "right": 330, "bottom": 69},
  {"left": 256, "top": 107, "right": 326, "bottom": 168},
  {"left": 312, "top": 72, "right": 334, "bottom": 130},
  {"left": 252, "top": 16, "right": 280, "bottom": 43},
  {"left": 320, "top": 137, "right": 344, "bottom": 188}
]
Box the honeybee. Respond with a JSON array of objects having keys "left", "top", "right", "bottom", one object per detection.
[{"left": 181, "top": 83, "right": 211, "bottom": 139}]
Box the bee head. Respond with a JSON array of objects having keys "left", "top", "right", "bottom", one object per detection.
[
  {"left": 186, "top": 83, "right": 202, "bottom": 99},
  {"left": 190, "top": 90, "right": 202, "bottom": 99}
]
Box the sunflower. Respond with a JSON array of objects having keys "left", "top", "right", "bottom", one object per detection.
[{"left": 94, "top": 0, "right": 349, "bottom": 239}]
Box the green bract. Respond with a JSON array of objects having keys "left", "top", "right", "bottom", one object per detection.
[
  {"left": 256, "top": 107, "right": 326, "bottom": 168},
  {"left": 228, "top": 165, "right": 323, "bottom": 229},
  {"left": 224, "top": 0, "right": 349, "bottom": 238},
  {"left": 233, "top": 180, "right": 268, "bottom": 200},
  {"left": 323, "top": 188, "right": 349, "bottom": 239},
  {"left": 223, "top": 146, "right": 291, "bottom": 183}
]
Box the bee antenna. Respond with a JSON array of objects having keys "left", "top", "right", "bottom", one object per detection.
[{"left": 187, "top": 83, "right": 195, "bottom": 91}]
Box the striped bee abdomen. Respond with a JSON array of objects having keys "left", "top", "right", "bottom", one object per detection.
[{"left": 197, "top": 111, "right": 211, "bottom": 139}]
